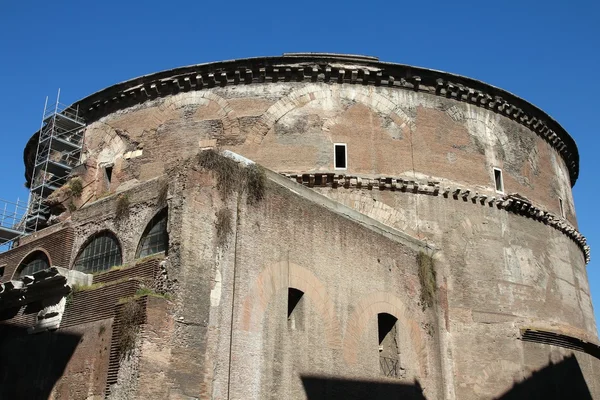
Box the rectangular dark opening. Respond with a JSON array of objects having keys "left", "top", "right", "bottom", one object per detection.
[
  {"left": 378, "top": 313, "right": 398, "bottom": 345},
  {"left": 494, "top": 168, "right": 503, "bottom": 192},
  {"left": 0, "top": 265, "right": 5, "bottom": 278},
  {"left": 105, "top": 166, "right": 113, "bottom": 183},
  {"left": 287, "top": 288, "right": 304, "bottom": 318},
  {"left": 559, "top": 198, "right": 565, "bottom": 218},
  {"left": 334, "top": 144, "right": 347, "bottom": 169}
]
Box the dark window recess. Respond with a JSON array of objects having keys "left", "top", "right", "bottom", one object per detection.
[
  {"left": 378, "top": 313, "right": 403, "bottom": 378},
  {"left": 0, "top": 265, "right": 5, "bottom": 277},
  {"left": 73, "top": 232, "right": 122, "bottom": 274},
  {"left": 136, "top": 209, "right": 169, "bottom": 258},
  {"left": 287, "top": 288, "right": 304, "bottom": 318},
  {"left": 105, "top": 166, "right": 113, "bottom": 183},
  {"left": 559, "top": 198, "right": 565, "bottom": 218},
  {"left": 378, "top": 313, "right": 398, "bottom": 345},
  {"left": 494, "top": 168, "right": 504, "bottom": 192},
  {"left": 17, "top": 251, "right": 50, "bottom": 277},
  {"left": 335, "top": 144, "right": 347, "bottom": 169}
]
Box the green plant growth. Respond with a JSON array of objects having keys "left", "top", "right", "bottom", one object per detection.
[
  {"left": 71, "top": 282, "right": 106, "bottom": 292},
  {"left": 118, "top": 300, "right": 144, "bottom": 359},
  {"left": 417, "top": 252, "right": 437, "bottom": 310},
  {"left": 134, "top": 286, "right": 171, "bottom": 300},
  {"left": 68, "top": 201, "right": 77, "bottom": 212},
  {"left": 69, "top": 177, "right": 84, "bottom": 198},
  {"left": 198, "top": 150, "right": 242, "bottom": 200},
  {"left": 115, "top": 194, "right": 130, "bottom": 220},
  {"left": 245, "top": 164, "right": 266, "bottom": 205},
  {"left": 65, "top": 291, "right": 74, "bottom": 308},
  {"left": 197, "top": 149, "right": 267, "bottom": 204},
  {"left": 215, "top": 208, "right": 233, "bottom": 248}
]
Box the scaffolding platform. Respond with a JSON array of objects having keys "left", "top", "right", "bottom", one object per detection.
[
  {"left": 26, "top": 90, "right": 85, "bottom": 233},
  {"left": 0, "top": 198, "right": 27, "bottom": 249},
  {"left": 0, "top": 90, "right": 85, "bottom": 253}
]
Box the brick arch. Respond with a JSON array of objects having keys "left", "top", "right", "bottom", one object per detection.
[
  {"left": 343, "top": 292, "right": 426, "bottom": 372},
  {"left": 160, "top": 91, "right": 240, "bottom": 136},
  {"left": 240, "top": 261, "right": 342, "bottom": 348},
  {"left": 71, "top": 229, "right": 123, "bottom": 272},
  {"left": 134, "top": 207, "right": 169, "bottom": 259},
  {"left": 246, "top": 84, "right": 415, "bottom": 144},
  {"left": 11, "top": 248, "right": 52, "bottom": 279},
  {"left": 472, "top": 359, "right": 522, "bottom": 398}
]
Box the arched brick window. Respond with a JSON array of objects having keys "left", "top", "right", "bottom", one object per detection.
[
  {"left": 378, "top": 313, "right": 404, "bottom": 378},
  {"left": 17, "top": 251, "right": 50, "bottom": 277},
  {"left": 74, "top": 231, "right": 122, "bottom": 274},
  {"left": 136, "top": 209, "right": 168, "bottom": 258}
]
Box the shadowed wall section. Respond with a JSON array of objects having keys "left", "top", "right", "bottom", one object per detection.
[
  {"left": 240, "top": 260, "right": 341, "bottom": 348},
  {"left": 0, "top": 324, "right": 81, "bottom": 400},
  {"left": 301, "top": 375, "right": 426, "bottom": 400}
]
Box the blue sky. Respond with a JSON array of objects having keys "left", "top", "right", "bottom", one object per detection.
[{"left": 1, "top": 1, "right": 599, "bottom": 326}]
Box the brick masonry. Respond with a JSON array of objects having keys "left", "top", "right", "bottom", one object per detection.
[
  {"left": 0, "top": 225, "right": 74, "bottom": 282},
  {"left": 2, "top": 54, "right": 597, "bottom": 399}
]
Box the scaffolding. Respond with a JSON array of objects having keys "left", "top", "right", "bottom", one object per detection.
[
  {"left": 0, "top": 198, "right": 28, "bottom": 252},
  {"left": 26, "top": 90, "right": 85, "bottom": 232}
]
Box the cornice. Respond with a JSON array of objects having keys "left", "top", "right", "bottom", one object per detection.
[
  {"left": 23, "top": 54, "right": 580, "bottom": 187},
  {"left": 282, "top": 172, "right": 590, "bottom": 265}
]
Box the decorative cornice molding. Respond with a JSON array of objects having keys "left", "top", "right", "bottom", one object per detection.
[
  {"left": 24, "top": 54, "right": 578, "bottom": 187},
  {"left": 282, "top": 172, "right": 590, "bottom": 265}
]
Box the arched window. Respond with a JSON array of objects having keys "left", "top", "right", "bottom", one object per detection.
[
  {"left": 378, "top": 313, "right": 404, "bottom": 378},
  {"left": 287, "top": 288, "right": 304, "bottom": 330},
  {"left": 73, "top": 231, "right": 122, "bottom": 274},
  {"left": 136, "top": 209, "right": 168, "bottom": 258},
  {"left": 17, "top": 251, "right": 50, "bottom": 277}
]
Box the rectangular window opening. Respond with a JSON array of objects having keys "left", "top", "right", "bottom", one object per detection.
[
  {"left": 378, "top": 313, "right": 402, "bottom": 378},
  {"left": 105, "top": 166, "right": 113, "bottom": 183},
  {"left": 494, "top": 168, "right": 504, "bottom": 193},
  {"left": 0, "top": 265, "right": 5, "bottom": 278},
  {"left": 559, "top": 198, "right": 565, "bottom": 218},
  {"left": 378, "top": 313, "right": 398, "bottom": 345},
  {"left": 334, "top": 143, "right": 347, "bottom": 170},
  {"left": 287, "top": 288, "right": 304, "bottom": 318}
]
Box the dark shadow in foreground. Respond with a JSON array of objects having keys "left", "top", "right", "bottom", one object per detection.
[
  {"left": 301, "top": 375, "right": 427, "bottom": 400},
  {"left": 0, "top": 324, "right": 81, "bottom": 400},
  {"left": 498, "top": 354, "right": 592, "bottom": 400}
]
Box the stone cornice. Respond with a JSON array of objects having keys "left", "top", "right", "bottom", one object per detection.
[
  {"left": 23, "top": 54, "right": 580, "bottom": 187},
  {"left": 282, "top": 172, "right": 590, "bottom": 265}
]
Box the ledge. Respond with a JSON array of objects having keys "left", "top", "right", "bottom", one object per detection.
[
  {"left": 23, "top": 54, "right": 579, "bottom": 187},
  {"left": 281, "top": 172, "right": 590, "bottom": 265}
]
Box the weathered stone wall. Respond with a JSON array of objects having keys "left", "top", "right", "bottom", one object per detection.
[
  {"left": 70, "top": 177, "right": 167, "bottom": 267},
  {"left": 80, "top": 82, "right": 577, "bottom": 226},
  {"left": 4, "top": 55, "right": 596, "bottom": 399},
  {"left": 0, "top": 225, "right": 74, "bottom": 282},
  {"left": 0, "top": 158, "right": 597, "bottom": 399}
]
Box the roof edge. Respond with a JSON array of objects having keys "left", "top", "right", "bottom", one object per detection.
[{"left": 23, "top": 53, "right": 580, "bottom": 186}]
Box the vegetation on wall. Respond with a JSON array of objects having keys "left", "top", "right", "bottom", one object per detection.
[
  {"left": 69, "top": 177, "right": 84, "bottom": 198},
  {"left": 215, "top": 208, "right": 233, "bottom": 248},
  {"left": 198, "top": 150, "right": 241, "bottom": 200},
  {"left": 118, "top": 299, "right": 144, "bottom": 359},
  {"left": 115, "top": 194, "right": 130, "bottom": 220},
  {"left": 135, "top": 286, "right": 171, "bottom": 300},
  {"left": 245, "top": 164, "right": 266, "bottom": 205},
  {"left": 197, "top": 149, "right": 266, "bottom": 204},
  {"left": 417, "top": 252, "right": 437, "bottom": 310}
]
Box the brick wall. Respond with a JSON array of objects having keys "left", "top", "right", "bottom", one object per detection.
[{"left": 0, "top": 225, "right": 74, "bottom": 282}]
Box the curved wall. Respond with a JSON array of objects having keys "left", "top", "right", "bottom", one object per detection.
[
  {"left": 19, "top": 54, "right": 596, "bottom": 398},
  {"left": 80, "top": 80, "right": 576, "bottom": 224}
]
